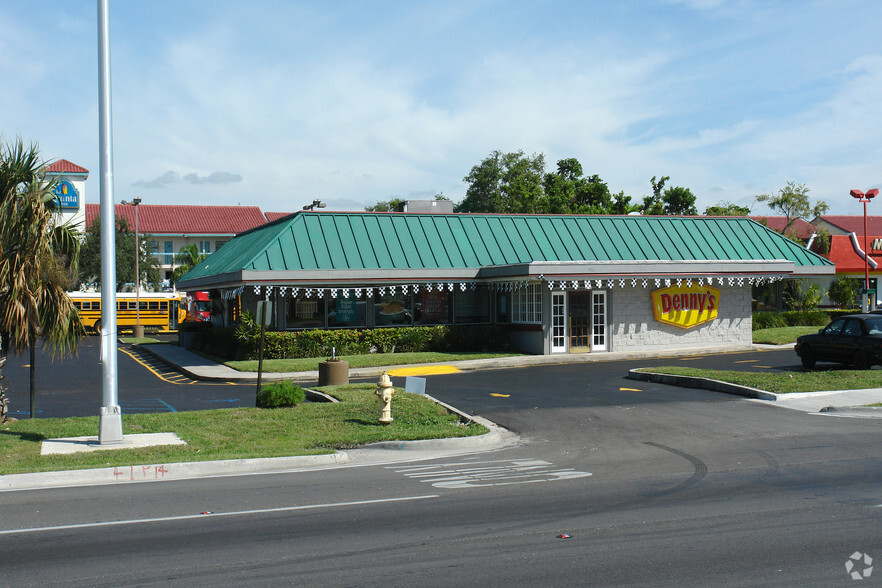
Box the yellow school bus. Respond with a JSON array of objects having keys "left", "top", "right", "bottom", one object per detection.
[{"left": 69, "top": 292, "right": 186, "bottom": 335}]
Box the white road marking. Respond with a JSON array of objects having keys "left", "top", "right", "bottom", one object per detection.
[
  {"left": 0, "top": 494, "right": 439, "bottom": 536},
  {"left": 392, "top": 459, "right": 592, "bottom": 489}
]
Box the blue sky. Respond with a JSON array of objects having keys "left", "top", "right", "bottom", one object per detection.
[{"left": 2, "top": 0, "right": 881, "bottom": 215}]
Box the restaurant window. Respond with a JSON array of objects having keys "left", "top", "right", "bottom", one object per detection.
[
  {"left": 415, "top": 290, "right": 452, "bottom": 325},
  {"left": 496, "top": 292, "right": 510, "bottom": 323},
  {"left": 375, "top": 294, "right": 413, "bottom": 327},
  {"left": 285, "top": 296, "right": 325, "bottom": 328},
  {"left": 512, "top": 283, "right": 542, "bottom": 324},
  {"left": 454, "top": 287, "right": 491, "bottom": 324},
  {"left": 328, "top": 294, "right": 367, "bottom": 327}
]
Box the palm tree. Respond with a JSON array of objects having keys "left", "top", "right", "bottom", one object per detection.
[
  {"left": 172, "top": 243, "right": 208, "bottom": 284},
  {"left": 0, "top": 138, "right": 82, "bottom": 419}
]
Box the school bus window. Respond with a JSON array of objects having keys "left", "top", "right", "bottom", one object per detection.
[
  {"left": 160, "top": 302, "right": 168, "bottom": 311},
  {"left": 148, "top": 302, "right": 159, "bottom": 310},
  {"left": 73, "top": 302, "right": 81, "bottom": 310}
]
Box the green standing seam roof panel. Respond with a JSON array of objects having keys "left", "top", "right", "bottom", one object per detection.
[
  {"left": 176, "top": 212, "right": 834, "bottom": 284},
  {"left": 446, "top": 217, "right": 480, "bottom": 267},
  {"left": 362, "top": 216, "right": 393, "bottom": 268},
  {"left": 503, "top": 217, "right": 537, "bottom": 262}
]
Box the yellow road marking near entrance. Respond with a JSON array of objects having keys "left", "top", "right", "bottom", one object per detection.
[
  {"left": 733, "top": 359, "right": 758, "bottom": 364},
  {"left": 620, "top": 387, "right": 641, "bottom": 392},
  {"left": 489, "top": 393, "right": 510, "bottom": 398},
  {"left": 387, "top": 366, "right": 460, "bottom": 376}
]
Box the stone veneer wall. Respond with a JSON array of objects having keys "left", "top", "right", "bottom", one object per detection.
[{"left": 607, "top": 284, "right": 752, "bottom": 352}]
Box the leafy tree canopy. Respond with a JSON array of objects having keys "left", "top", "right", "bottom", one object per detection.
[
  {"left": 705, "top": 201, "right": 751, "bottom": 216},
  {"left": 754, "top": 181, "right": 828, "bottom": 235},
  {"left": 454, "top": 151, "right": 698, "bottom": 217},
  {"left": 78, "top": 216, "right": 161, "bottom": 291}
]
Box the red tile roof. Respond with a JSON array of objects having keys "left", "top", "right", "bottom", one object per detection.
[
  {"left": 750, "top": 216, "right": 816, "bottom": 240},
  {"left": 264, "top": 211, "right": 296, "bottom": 222},
  {"left": 44, "top": 159, "right": 89, "bottom": 175},
  {"left": 816, "top": 215, "right": 882, "bottom": 235},
  {"left": 85, "top": 204, "right": 269, "bottom": 235},
  {"left": 825, "top": 234, "right": 882, "bottom": 273}
]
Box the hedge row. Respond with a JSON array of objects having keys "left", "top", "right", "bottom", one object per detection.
[
  {"left": 188, "top": 324, "right": 510, "bottom": 360},
  {"left": 752, "top": 310, "right": 842, "bottom": 331}
]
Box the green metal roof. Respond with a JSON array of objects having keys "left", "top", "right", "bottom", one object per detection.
[{"left": 176, "top": 212, "right": 833, "bottom": 288}]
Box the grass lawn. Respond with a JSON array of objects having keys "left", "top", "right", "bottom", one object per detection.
[
  {"left": 0, "top": 384, "right": 487, "bottom": 475},
  {"left": 634, "top": 366, "right": 882, "bottom": 394},
  {"left": 223, "top": 351, "right": 521, "bottom": 373},
  {"left": 752, "top": 326, "right": 820, "bottom": 345}
]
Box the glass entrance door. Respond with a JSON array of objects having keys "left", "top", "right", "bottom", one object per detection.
[
  {"left": 568, "top": 291, "right": 591, "bottom": 353},
  {"left": 551, "top": 292, "right": 566, "bottom": 353}
]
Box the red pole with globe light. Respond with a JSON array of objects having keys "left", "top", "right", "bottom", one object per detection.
[{"left": 850, "top": 188, "right": 879, "bottom": 308}]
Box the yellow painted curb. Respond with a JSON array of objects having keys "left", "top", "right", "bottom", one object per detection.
[{"left": 387, "top": 365, "right": 461, "bottom": 376}]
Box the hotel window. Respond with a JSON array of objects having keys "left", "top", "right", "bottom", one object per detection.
[
  {"left": 199, "top": 241, "right": 211, "bottom": 254},
  {"left": 512, "top": 283, "right": 542, "bottom": 324}
]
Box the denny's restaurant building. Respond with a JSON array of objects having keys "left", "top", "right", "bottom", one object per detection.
[{"left": 176, "top": 212, "right": 833, "bottom": 355}]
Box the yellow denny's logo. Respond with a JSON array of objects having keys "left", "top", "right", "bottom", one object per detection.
[{"left": 651, "top": 285, "right": 720, "bottom": 329}]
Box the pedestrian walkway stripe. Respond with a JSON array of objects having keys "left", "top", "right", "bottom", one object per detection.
[{"left": 391, "top": 459, "right": 591, "bottom": 489}]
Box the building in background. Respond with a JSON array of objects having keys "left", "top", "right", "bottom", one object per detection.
[
  {"left": 45, "top": 159, "right": 89, "bottom": 230},
  {"left": 85, "top": 203, "right": 273, "bottom": 285}
]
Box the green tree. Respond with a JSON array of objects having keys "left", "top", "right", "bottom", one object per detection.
[
  {"left": 0, "top": 138, "right": 82, "bottom": 418},
  {"left": 641, "top": 175, "right": 669, "bottom": 215},
  {"left": 641, "top": 176, "right": 697, "bottom": 215},
  {"left": 542, "top": 158, "right": 614, "bottom": 214},
  {"left": 754, "top": 181, "right": 829, "bottom": 237},
  {"left": 783, "top": 280, "right": 825, "bottom": 311},
  {"left": 705, "top": 201, "right": 751, "bottom": 216},
  {"left": 172, "top": 243, "right": 208, "bottom": 283},
  {"left": 827, "top": 277, "right": 861, "bottom": 309},
  {"left": 78, "top": 215, "right": 161, "bottom": 291},
  {"left": 364, "top": 198, "right": 405, "bottom": 212},
  {"left": 456, "top": 150, "right": 546, "bottom": 213}
]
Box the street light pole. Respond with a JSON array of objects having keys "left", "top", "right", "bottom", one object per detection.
[{"left": 850, "top": 188, "right": 879, "bottom": 309}]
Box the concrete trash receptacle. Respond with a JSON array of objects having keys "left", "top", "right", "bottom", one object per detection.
[{"left": 318, "top": 360, "right": 349, "bottom": 386}]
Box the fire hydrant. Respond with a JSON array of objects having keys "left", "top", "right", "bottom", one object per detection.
[{"left": 375, "top": 372, "right": 394, "bottom": 425}]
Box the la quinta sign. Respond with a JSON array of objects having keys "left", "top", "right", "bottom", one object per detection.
[{"left": 651, "top": 284, "right": 720, "bottom": 329}]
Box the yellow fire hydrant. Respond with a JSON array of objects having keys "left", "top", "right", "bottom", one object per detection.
[{"left": 375, "top": 372, "right": 394, "bottom": 425}]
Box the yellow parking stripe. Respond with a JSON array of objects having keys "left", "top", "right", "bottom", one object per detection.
[
  {"left": 387, "top": 365, "right": 460, "bottom": 376},
  {"left": 489, "top": 393, "right": 510, "bottom": 398},
  {"left": 119, "top": 347, "right": 237, "bottom": 386}
]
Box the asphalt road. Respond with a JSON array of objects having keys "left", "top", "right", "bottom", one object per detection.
[
  {"left": 1, "top": 345, "right": 880, "bottom": 586},
  {"left": 2, "top": 335, "right": 251, "bottom": 418}
]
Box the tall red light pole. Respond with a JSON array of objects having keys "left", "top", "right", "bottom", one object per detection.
[{"left": 850, "top": 188, "right": 879, "bottom": 305}]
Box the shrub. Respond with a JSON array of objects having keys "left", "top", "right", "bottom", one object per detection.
[
  {"left": 828, "top": 278, "right": 862, "bottom": 309},
  {"left": 256, "top": 381, "right": 306, "bottom": 408},
  {"left": 752, "top": 311, "right": 785, "bottom": 331}
]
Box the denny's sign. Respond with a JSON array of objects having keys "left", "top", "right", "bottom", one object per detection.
[{"left": 651, "top": 285, "right": 720, "bottom": 329}]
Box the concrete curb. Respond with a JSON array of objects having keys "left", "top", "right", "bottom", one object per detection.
[
  {"left": 627, "top": 368, "right": 779, "bottom": 401},
  {"left": 0, "top": 453, "right": 351, "bottom": 492},
  {"left": 818, "top": 406, "right": 882, "bottom": 416}
]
